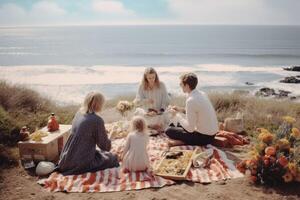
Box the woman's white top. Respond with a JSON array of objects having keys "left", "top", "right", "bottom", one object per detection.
[
  {"left": 135, "top": 81, "right": 169, "bottom": 111},
  {"left": 122, "top": 131, "right": 150, "bottom": 172},
  {"left": 176, "top": 89, "right": 218, "bottom": 135}
]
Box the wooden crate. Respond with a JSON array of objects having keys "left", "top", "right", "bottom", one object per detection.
[
  {"left": 18, "top": 124, "right": 71, "bottom": 162},
  {"left": 155, "top": 149, "right": 196, "bottom": 180}
]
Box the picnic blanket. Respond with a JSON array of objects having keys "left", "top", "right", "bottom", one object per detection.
[
  {"left": 216, "top": 130, "right": 250, "bottom": 147},
  {"left": 38, "top": 135, "right": 244, "bottom": 192}
]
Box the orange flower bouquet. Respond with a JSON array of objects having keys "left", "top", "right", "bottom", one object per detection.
[{"left": 237, "top": 116, "right": 300, "bottom": 185}]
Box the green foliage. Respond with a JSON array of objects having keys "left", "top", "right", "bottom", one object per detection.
[
  {"left": 0, "top": 106, "right": 20, "bottom": 146},
  {"left": 0, "top": 144, "right": 18, "bottom": 167},
  {"left": 0, "top": 81, "right": 77, "bottom": 146}
]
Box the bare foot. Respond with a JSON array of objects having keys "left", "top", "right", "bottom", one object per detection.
[
  {"left": 219, "top": 122, "right": 225, "bottom": 131},
  {"left": 148, "top": 124, "right": 165, "bottom": 135},
  {"left": 148, "top": 124, "right": 161, "bottom": 130},
  {"left": 117, "top": 154, "right": 122, "bottom": 162},
  {"left": 167, "top": 139, "right": 185, "bottom": 147}
]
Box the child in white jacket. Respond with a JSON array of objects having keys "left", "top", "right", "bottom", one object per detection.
[{"left": 122, "top": 116, "right": 150, "bottom": 172}]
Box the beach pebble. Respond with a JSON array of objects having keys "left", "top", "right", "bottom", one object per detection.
[
  {"left": 16, "top": 187, "right": 23, "bottom": 191},
  {"left": 216, "top": 180, "right": 226, "bottom": 185}
]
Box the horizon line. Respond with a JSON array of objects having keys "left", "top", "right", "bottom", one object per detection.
[{"left": 1, "top": 23, "right": 300, "bottom": 28}]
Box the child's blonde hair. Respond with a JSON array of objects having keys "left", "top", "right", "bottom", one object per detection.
[{"left": 131, "top": 116, "right": 147, "bottom": 132}]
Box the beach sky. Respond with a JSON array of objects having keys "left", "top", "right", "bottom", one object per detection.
[{"left": 0, "top": 0, "right": 300, "bottom": 26}]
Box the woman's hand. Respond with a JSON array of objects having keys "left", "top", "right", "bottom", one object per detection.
[
  {"left": 118, "top": 154, "right": 123, "bottom": 162},
  {"left": 170, "top": 105, "right": 179, "bottom": 111},
  {"left": 169, "top": 108, "right": 178, "bottom": 117},
  {"left": 167, "top": 105, "right": 185, "bottom": 115},
  {"left": 171, "top": 106, "right": 185, "bottom": 113}
]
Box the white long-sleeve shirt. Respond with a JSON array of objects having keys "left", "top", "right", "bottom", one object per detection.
[
  {"left": 176, "top": 89, "right": 218, "bottom": 135},
  {"left": 134, "top": 81, "right": 169, "bottom": 110}
]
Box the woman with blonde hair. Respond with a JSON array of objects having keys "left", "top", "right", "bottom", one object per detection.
[
  {"left": 134, "top": 67, "right": 169, "bottom": 112},
  {"left": 58, "top": 92, "right": 119, "bottom": 175}
]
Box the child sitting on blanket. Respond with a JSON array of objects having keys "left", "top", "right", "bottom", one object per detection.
[{"left": 122, "top": 116, "right": 150, "bottom": 172}]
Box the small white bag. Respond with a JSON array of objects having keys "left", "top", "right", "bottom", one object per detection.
[
  {"left": 192, "top": 149, "right": 213, "bottom": 168},
  {"left": 35, "top": 161, "right": 55, "bottom": 176}
]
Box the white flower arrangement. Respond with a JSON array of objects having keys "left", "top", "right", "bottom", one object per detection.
[{"left": 116, "top": 100, "right": 134, "bottom": 116}]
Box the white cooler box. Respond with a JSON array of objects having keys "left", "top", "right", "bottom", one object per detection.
[{"left": 18, "top": 124, "right": 71, "bottom": 162}]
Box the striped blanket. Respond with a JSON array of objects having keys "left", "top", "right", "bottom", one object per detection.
[{"left": 38, "top": 135, "right": 243, "bottom": 192}]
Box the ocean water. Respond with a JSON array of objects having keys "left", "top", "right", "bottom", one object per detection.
[{"left": 0, "top": 25, "right": 300, "bottom": 104}]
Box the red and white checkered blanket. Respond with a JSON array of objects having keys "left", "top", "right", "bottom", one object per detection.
[{"left": 38, "top": 135, "right": 243, "bottom": 192}]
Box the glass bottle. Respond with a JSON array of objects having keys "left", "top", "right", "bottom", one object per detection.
[{"left": 47, "top": 113, "right": 59, "bottom": 132}]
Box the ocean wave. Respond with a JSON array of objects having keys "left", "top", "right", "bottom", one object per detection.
[
  {"left": 1, "top": 50, "right": 299, "bottom": 59},
  {"left": 89, "top": 52, "right": 300, "bottom": 59},
  {"left": 0, "top": 47, "right": 31, "bottom": 50},
  {"left": 194, "top": 64, "right": 282, "bottom": 72},
  {"left": 0, "top": 64, "right": 284, "bottom": 85},
  {"left": 0, "top": 52, "right": 42, "bottom": 55}
]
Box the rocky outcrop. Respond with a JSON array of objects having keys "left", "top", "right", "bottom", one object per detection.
[
  {"left": 245, "top": 82, "right": 254, "bottom": 85},
  {"left": 276, "top": 90, "right": 291, "bottom": 98},
  {"left": 279, "top": 76, "right": 300, "bottom": 84},
  {"left": 255, "top": 87, "right": 276, "bottom": 97},
  {"left": 283, "top": 66, "right": 300, "bottom": 72},
  {"left": 290, "top": 96, "right": 298, "bottom": 100},
  {"left": 255, "top": 88, "right": 293, "bottom": 98}
]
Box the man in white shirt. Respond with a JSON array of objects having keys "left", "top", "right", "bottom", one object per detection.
[{"left": 166, "top": 73, "right": 219, "bottom": 146}]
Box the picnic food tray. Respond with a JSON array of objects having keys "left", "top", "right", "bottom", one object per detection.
[{"left": 155, "top": 149, "right": 196, "bottom": 180}]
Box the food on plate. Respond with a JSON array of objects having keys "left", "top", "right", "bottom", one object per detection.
[
  {"left": 145, "top": 108, "right": 158, "bottom": 116},
  {"left": 156, "top": 151, "right": 193, "bottom": 176},
  {"left": 30, "top": 130, "right": 48, "bottom": 142},
  {"left": 165, "top": 151, "right": 183, "bottom": 159}
]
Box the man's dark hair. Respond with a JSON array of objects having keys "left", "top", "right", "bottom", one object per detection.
[{"left": 180, "top": 73, "right": 198, "bottom": 90}]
